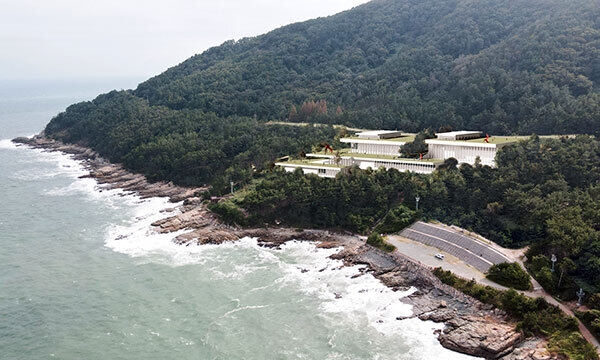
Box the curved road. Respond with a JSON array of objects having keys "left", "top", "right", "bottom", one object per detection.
[
  {"left": 399, "top": 221, "right": 511, "bottom": 272},
  {"left": 390, "top": 221, "right": 600, "bottom": 356}
]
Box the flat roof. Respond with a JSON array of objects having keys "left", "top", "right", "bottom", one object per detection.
[
  {"left": 306, "top": 151, "right": 443, "bottom": 163},
  {"left": 463, "top": 136, "right": 529, "bottom": 144},
  {"left": 426, "top": 136, "right": 527, "bottom": 145},
  {"left": 341, "top": 135, "right": 416, "bottom": 143},
  {"left": 357, "top": 130, "right": 403, "bottom": 139},
  {"left": 435, "top": 131, "right": 483, "bottom": 140},
  {"left": 436, "top": 131, "right": 482, "bottom": 136}
]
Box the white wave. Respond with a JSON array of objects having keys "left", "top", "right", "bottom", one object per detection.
[
  {"left": 6, "top": 141, "right": 89, "bottom": 181},
  {"left": 34, "top": 151, "right": 88, "bottom": 179},
  {"left": 220, "top": 304, "right": 270, "bottom": 319},
  {"left": 45, "top": 177, "right": 98, "bottom": 196},
  {"left": 267, "top": 241, "right": 480, "bottom": 359},
  {"left": 271, "top": 241, "right": 413, "bottom": 329},
  {"left": 12, "top": 167, "right": 64, "bottom": 181},
  {"left": 6, "top": 143, "right": 139, "bottom": 209},
  {"left": 0, "top": 138, "right": 18, "bottom": 149},
  {"left": 104, "top": 196, "right": 203, "bottom": 264}
]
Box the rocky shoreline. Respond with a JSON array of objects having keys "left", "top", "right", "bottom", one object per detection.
[{"left": 13, "top": 135, "right": 556, "bottom": 360}]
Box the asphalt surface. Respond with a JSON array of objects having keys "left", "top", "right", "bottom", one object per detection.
[
  {"left": 399, "top": 221, "right": 511, "bottom": 272},
  {"left": 390, "top": 222, "right": 600, "bottom": 355}
]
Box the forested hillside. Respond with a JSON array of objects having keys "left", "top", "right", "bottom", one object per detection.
[
  {"left": 223, "top": 135, "right": 600, "bottom": 298},
  {"left": 45, "top": 0, "right": 600, "bottom": 188},
  {"left": 39, "top": 0, "right": 600, "bottom": 318},
  {"left": 133, "top": 0, "right": 600, "bottom": 134}
]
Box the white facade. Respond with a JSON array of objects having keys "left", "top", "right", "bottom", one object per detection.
[
  {"left": 340, "top": 138, "right": 407, "bottom": 156},
  {"left": 334, "top": 156, "right": 440, "bottom": 174},
  {"left": 276, "top": 163, "right": 341, "bottom": 178},
  {"left": 277, "top": 130, "right": 520, "bottom": 177},
  {"left": 425, "top": 140, "right": 505, "bottom": 166},
  {"left": 435, "top": 131, "right": 483, "bottom": 141}
]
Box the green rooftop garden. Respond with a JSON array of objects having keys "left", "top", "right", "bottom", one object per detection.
[
  {"left": 277, "top": 159, "right": 344, "bottom": 168},
  {"left": 463, "top": 136, "right": 531, "bottom": 144},
  {"left": 341, "top": 135, "right": 416, "bottom": 143},
  {"left": 306, "top": 150, "right": 442, "bottom": 163}
]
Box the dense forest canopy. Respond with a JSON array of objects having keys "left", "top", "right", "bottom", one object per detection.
[
  {"left": 40, "top": 0, "right": 600, "bottom": 308},
  {"left": 131, "top": 0, "right": 600, "bottom": 134},
  {"left": 45, "top": 0, "right": 600, "bottom": 189},
  {"left": 222, "top": 135, "right": 600, "bottom": 296}
]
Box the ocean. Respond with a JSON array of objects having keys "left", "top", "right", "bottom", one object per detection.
[{"left": 0, "top": 79, "right": 479, "bottom": 360}]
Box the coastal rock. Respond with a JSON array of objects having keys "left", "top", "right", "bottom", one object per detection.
[
  {"left": 174, "top": 229, "right": 239, "bottom": 245},
  {"left": 501, "top": 339, "right": 559, "bottom": 360},
  {"left": 418, "top": 308, "right": 456, "bottom": 322},
  {"left": 183, "top": 197, "right": 204, "bottom": 206},
  {"left": 152, "top": 208, "right": 215, "bottom": 233},
  {"left": 11, "top": 135, "right": 559, "bottom": 360},
  {"left": 439, "top": 316, "right": 523, "bottom": 359},
  {"left": 377, "top": 270, "right": 411, "bottom": 290}
]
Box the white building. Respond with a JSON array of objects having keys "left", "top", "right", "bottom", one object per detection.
[
  {"left": 340, "top": 130, "right": 413, "bottom": 156},
  {"left": 276, "top": 130, "right": 525, "bottom": 177},
  {"left": 425, "top": 131, "right": 523, "bottom": 167},
  {"left": 276, "top": 161, "right": 342, "bottom": 178}
]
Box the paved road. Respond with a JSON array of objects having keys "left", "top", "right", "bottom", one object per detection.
[
  {"left": 390, "top": 221, "right": 600, "bottom": 356},
  {"left": 400, "top": 221, "right": 511, "bottom": 272},
  {"left": 386, "top": 234, "right": 505, "bottom": 289}
]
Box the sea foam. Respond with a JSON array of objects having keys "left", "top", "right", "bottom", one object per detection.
[
  {"left": 0, "top": 138, "right": 18, "bottom": 149},
  {"left": 104, "top": 210, "right": 479, "bottom": 359},
  {"left": 11, "top": 142, "right": 479, "bottom": 359}
]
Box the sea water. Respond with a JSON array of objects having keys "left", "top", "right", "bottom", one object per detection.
[{"left": 0, "top": 79, "right": 480, "bottom": 359}]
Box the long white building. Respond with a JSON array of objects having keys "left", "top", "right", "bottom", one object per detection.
[
  {"left": 426, "top": 131, "right": 524, "bottom": 167},
  {"left": 276, "top": 130, "right": 525, "bottom": 177},
  {"left": 339, "top": 130, "right": 411, "bottom": 156}
]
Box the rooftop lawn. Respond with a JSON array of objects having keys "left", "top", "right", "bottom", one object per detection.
[
  {"left": 277, "top": 159, "right": 344, "bottom": 168},
  {"left": 341, "top": 135, "right": 416, "bottom": 142},
  {"left": 463, "top": 136, "right": 531, "bottom": 144},
  {"left": 307, "top": 150, "right": 442, "bottom": 162}
]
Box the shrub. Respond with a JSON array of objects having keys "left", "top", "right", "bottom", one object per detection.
[
  {"left": 432, "top": 267, "right": 457, "bottom": 286},
  {"left": 366, "top": 233, "right": 395, "bottom": 252},
  {"left": 548, "top": 331, "right": 598, "bottom": 360},
  {"left": 208, "top": 200, "right": 247, "bottom": 225},
  {"left": 576, "top": 309, "right": 600, "bottom": 339},
  {"left": 374, "top": 205, "right": 418, "bottom": 234},
  {"left": 433, "top": 268, "right": 597, "bottom": 359},
  {"left": 587, "top": 293, "right": 600, "bottom": 310},
  {"left": 487, "top": 262, "right": 532, "bottom": 290}
]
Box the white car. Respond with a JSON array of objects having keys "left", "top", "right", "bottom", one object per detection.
[{"left": 435, "top": 253, "right": 445, "bottom": 260}]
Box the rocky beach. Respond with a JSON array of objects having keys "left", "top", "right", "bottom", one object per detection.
[{"left": 12, "top": 135, "right": 558, "bottom": 359}]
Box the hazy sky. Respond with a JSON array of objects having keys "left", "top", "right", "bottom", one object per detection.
[{"left": 0, "top": 0, "right": 370, "bottom": 81}]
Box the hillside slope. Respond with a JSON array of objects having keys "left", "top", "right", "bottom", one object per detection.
[
  {"left": 132, "top": 0, "right": 600, "bottom": 134},
  {"left": 45, "top": 0, "right": 600, "bottom": 187}
]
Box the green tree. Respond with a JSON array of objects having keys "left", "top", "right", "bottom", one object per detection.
[{"left": 486, "top": 262, "right": 532, "bottom": 290}]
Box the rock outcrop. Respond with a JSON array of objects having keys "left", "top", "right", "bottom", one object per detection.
[
  {"left": 438, "top": 316, "right": 523, "bottom": 358},
  {"left": 12, "top": 135, "right": 561, "bottom": 360}
]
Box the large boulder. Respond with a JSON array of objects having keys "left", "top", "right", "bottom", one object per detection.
[{"left": 439, "top": 316, "right": 523, "bottom": 359}]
